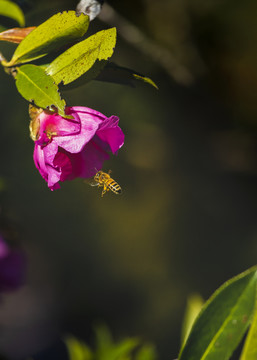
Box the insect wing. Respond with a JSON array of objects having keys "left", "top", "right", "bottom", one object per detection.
[{"left": 85, "top": 177, "right": 99, "bottom": 187}]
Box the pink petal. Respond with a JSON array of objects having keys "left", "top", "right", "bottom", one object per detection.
[
  {"left": 70, "top": 140, "right": 110, "bottom": 178},
  {"left": 53, "top": 108, "right": 102, "bottom": 153},
  {"left": 33, "top": 145, "right": 49, "bottom": 182},
  {"left": 96, "top": 116, "right": 125, "bottom": 153},
  {"left": 46, "top": 165, "right": 62, "bottom": 190},
  {"left": 97, "top": 126, "right": 125, "bottom": 154},
  {"left": 68, "top": 106, "right": 106, "bottom": 120},
  {"left": 33, "top": 106, "right": 124, "bottom": 190}
]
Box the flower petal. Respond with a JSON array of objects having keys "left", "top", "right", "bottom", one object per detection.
[
  {"left": 33, "top": 145, "right": 49, "bottom": 182},
  {"left": 97, "top": 116, "right": 125, "bottom": 153},
  {"left": 34, "top": 143, "right": 61, "bottom": 190},
  {"left": 71, "top": 140, "right": 110, "bottom": 178},
  {"left": 53, "top": 107, "right": 102, "bottom": 153},
  {"left": 33, "top": 106, "right": 124, "bottom": 189},
  {"left": 46, "top": 165, "right": 62, "bottom": 190},
  {"left": 68, "top": 106, "right": 106, "bottom": 121}
]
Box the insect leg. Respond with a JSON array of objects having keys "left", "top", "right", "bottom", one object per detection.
[{"left": 101, "top": 183, "right": 106, "bottom": 197}]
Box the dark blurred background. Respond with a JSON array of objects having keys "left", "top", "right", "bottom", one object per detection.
[{"left": 0, "top": 0, "right": 256, "bottom": 359}]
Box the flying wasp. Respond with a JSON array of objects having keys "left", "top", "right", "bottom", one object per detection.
[{"left": 91, "top": 170, "right": 122, "bottom": 197}]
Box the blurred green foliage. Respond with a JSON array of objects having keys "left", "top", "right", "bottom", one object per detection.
[
  {"left": 0, "top": 0, "right": 256, "bottom": 359},
  {"left": 0, "top": 0, "right": 25, "bottom": 28},
  {"left": 65, "top": 325, "right": 156, "bottom": 360}
]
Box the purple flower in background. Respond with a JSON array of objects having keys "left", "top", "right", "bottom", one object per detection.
[
  {"left": 0, "top": 235, "right": 25, "bottom": 292},
  {"left": 32, "top": 106, "right": 125, "bottom": 190}
]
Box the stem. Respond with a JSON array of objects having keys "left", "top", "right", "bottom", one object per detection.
[
  {"left": 0, "top": 51, "right": 6, "bottom": 64},
  {"left": 0, "top": 52, "right": 17, "bottom": 77}
]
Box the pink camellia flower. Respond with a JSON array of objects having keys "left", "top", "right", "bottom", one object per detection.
[
  {"left": 32, "top": 106, "right": 125, "bottom": 190},
  {"left": 0, "top": 235, "right": 26, "bottom": 292}
]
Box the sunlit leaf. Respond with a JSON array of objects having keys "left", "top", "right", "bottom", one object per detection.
[
  {"left": 109, "top": 338, "right": 139, "bottom": 360},
  {"left": 8, "top": 11, "right": 89, "bottom": 65},
  {"left": 94, "top": 324, "right": 139, "bottom": 360},
  {"left": 240, "top": 301, "right": 257, "bottom": 360},
  {"left": 0, "top": 26, "right": 35, "bottom": 43},
  {"left": 65, "top": 335, "right": 93, "bottom": 360},
  {"left": 15, "top": 64, "right": 66, "bottom": 117},
  {"left": 135, "top": 344, "right": 158, "bottom": 360},
  {"left": 0, "top": 0, "right": 25, "bottom": 27},
  {"left": 95, "top": 324, "right": 113, "bottom": 352},
  {"left": 60, "top": 59, "right": 107, "bottom": 90},
  {"left": 181, "top": 293, "right": 204, "bottom": 347},
  {"left": 46, "top": 27, "right": 116, "bottom": 85},
  {"left": 133, "top": 74, "right": 158, "bottom": 89},
  {"left": 178, "top": 266, "right": 257, "bottom": 360}
]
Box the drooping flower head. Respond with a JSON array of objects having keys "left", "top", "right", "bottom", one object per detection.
[{"left": 31, "top": 106, "right": 125, "bottom": 190}]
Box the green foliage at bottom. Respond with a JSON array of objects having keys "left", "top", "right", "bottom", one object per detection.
[
  {"left": 64, "top": 325, "right": 157, "bottom": 360},
  {"left": 178, "top": 266, "right": 257, "bottom": 360}
]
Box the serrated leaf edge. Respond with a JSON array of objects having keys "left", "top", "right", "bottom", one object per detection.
[
  {"left": 46, "top": 27, "right": 116, "bottom": 85},
  {"left": 8, "top": 11, "right": 89, "bottom": 66}
]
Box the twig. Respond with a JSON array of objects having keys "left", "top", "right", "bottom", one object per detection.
[
  {"left": 0, "top": 51, "right": 6, "bottom": 63},
  {"left": 98, "top": 3, "right": 195, "bottom": 85}
]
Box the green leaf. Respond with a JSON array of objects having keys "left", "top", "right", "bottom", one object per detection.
[
  {"left": 96, "top": 63, "right": 158, "bottom": 89},
  {"left": 15, "top": 64, "right": 66, "bottom": 116},
  {"left": 132, "top": 74, "right": 158, "bottom": 89},
  {"left": 0, "top": 0, "right": 25, "bottom": 27},
  {"left": 181, "top": 293, "right": 204, "bottom": 347},
  {"left": 135, "top": 345, "right": 157, "bottom": 360},
  {"left": 8, "top": 11, "right": 89, "bottom": 65},
  {"left": 65, "top": 335, "right": 93, "bottom": 360},
  {"left": 108, "top": 338, "right": 139, "bottom": 360},
  {"left": 95, "top": 324, "right": 113, "bottom": 353},
  {"left": 59, "top": 59, "right": 108, "bottom": 91},
  {"left": 178, "top": 266, "right": 257, "bottom": 360},
  {"left": 46, "top": 27, "right": 116, "bottom": 85},
  {"left": 94, "top": 324, "right": 139, "bottom": 360},
  {"left": 240, "top": 300, "right": 257, "bottom": 360}
]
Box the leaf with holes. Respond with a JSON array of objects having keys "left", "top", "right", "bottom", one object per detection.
[
  {"left": 178, "top": 266, "right": 257, "bottom": 360},
  {"left": 8, "top": 11, "right": 89, "bottom": 65},
  {"left": 46, "top": 28, "right": 116, "bottom": 85},
  {"left": 15, "top": 64, "right": 66, "bottom": 116}
]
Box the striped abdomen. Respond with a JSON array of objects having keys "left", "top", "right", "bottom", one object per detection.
[{"left": 107, "top": 179, "right": 122, "bottom": 195}]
